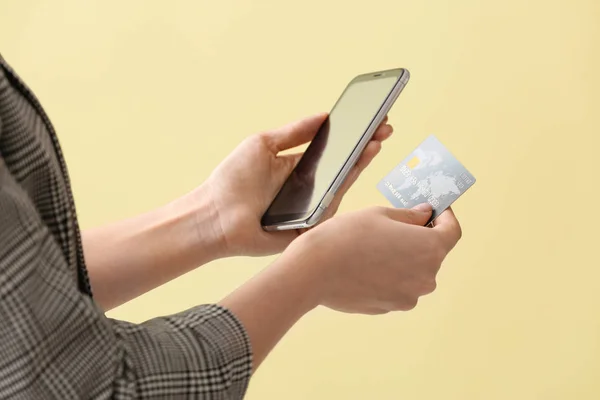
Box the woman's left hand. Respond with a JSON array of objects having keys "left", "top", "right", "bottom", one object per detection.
[{"left": 197, "top": 112, "right": 394, "bottom": 257}]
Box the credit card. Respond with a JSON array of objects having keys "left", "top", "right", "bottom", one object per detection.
[{"left": 377, "top": 135, "right": 476, "bottom": 223}]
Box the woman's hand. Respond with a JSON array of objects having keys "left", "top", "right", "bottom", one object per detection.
[
  {"left": 220, "top": 205, "right": 462, "bottom": 370},
  {"left": 198, "top": 113, "right": 394, "bottom": 257}
]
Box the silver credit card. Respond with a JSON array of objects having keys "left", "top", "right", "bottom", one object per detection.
[{"left": 377, "top": 135, "right": 476, "bottom": 223}]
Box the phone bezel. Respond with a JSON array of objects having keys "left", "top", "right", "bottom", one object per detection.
[{"left": 261, "top": 68, "right": 410, "bottom": 231}]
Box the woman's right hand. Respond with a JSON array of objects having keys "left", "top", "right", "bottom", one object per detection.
[
  {"left": 289, "top": 204, "right": 463, "bottom": 315},
  {"left": 219, "top": 204, "right": 462, "bottom": 371}
]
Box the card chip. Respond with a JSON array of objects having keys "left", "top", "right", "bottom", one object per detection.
[{"left": 406, "top": 156, "right": 421, "bottom": 170}]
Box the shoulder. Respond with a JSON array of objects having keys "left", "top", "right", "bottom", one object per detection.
[{"left": 0, "top": 56, "right": 83, "bottom": 277}]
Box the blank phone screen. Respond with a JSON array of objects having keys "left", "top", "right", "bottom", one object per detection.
[{"left": 265, "top": 74, "right": 400, "bottom": 220}]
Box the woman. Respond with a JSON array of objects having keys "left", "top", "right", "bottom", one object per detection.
[{"left": 0, "top": 54, "right": 461, "bottom": 399}]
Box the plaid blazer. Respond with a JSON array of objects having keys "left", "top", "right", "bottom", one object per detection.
[{"left": 0, "top": 54, "right": 252, "bottom": 399}]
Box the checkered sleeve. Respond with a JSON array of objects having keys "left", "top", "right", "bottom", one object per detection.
[
  {"left": 0, "top": 164, "right": 252, "bottom": 398},
  {"left": 109, "top": 306, "right": 253, "bottom": 398}
]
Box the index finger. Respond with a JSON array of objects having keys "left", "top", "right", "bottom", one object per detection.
[{"left": 432, "top": 208, "right": 462, "bottom": 250}]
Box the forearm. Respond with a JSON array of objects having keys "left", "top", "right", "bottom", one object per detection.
[
  {"left": 84, "top": 186, "right": 225, "bottom": 310},
  {"left": 220, "top": 245, "right": 321, "bottom": 371}
]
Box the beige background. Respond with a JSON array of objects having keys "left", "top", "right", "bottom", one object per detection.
[{"left": 1, "top": 0, "right": 599, "bottom": 398}]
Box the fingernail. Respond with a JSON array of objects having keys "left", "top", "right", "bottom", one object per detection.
[{"left": 413, "top": 203, "right": 433, "bottom": 212}]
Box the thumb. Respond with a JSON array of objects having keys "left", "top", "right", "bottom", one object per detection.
[
  {"left": 384, "top": 203, "right": 433, "bottom": 226},
  {"left": 273, "top": 152, "right": 303, "bottom": 182},
  {"left": 265, "top": 112, "right": 328, "bottom": 152}
]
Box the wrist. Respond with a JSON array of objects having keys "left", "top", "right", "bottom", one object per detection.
[
  {"left": 272, "top": 246, "right": 324, "bottom": 313},
  {"left": 218, "top": 244, "right": 323, "bottom": 370},
  {"left": 168, "top": 184, "right": 229, "bottom": 264},
  {"left": 274, "top": 234, "right": 330, "bottom": 311}
]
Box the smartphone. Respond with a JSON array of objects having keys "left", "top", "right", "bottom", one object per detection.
[{"left": 261, "top": 68, "right": 410, "bottom": 231}]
